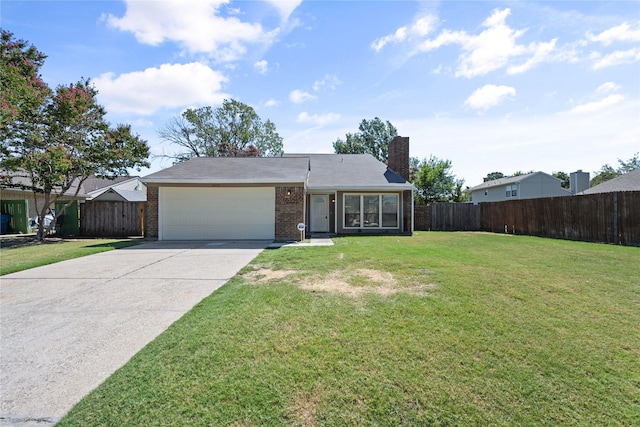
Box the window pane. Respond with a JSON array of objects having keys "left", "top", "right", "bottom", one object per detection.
[
  {"left": 382, "top": 195, "right": 398, "bottom": 227},
  {"left": 344, "top": 195, "right": 360, "bottom": 227},
  {"left": 363, "top": 195, "right": 379, "bottom": 227}
]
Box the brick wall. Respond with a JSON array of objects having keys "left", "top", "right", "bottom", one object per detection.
[
  {"left": 145, "top": 185, "right": 158, "bottom": 238},
  {"left": 388, "top": 136, "right": 410, "bottom": 181},
  {"left": 414, "top": 204, "right": 430, "bottom": 231},
  {"left": 275, "top": 185, "right": 305, "bottom": 241}
]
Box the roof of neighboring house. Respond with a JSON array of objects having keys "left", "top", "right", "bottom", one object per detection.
[
  {"left": 579, "top": 169, "right": 640, "bottom": 194},
  {"left": 142, "top": 155, "right": 413, "bottom": 191},
  {"left": 470, "top": 172, "right": 558, "bottom": 191},
  {"left": 92, "top": 188, "right": 147, "bottom": 202},
  {"left": 82, "top": 176, "right": 138, "bottom": 193},
  {"left": 142, "top": 157, "right": 310, "bottom": 184},
  {"left": 0, "top": 170, "right": 88, "bottom": 198},
  {"left": 286, "top": 153, "right": 412, "bottom": 190}
]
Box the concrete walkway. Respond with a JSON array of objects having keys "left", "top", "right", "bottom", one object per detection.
[{"left": 0, "top": 240, "right": 268, "bottom": 426}]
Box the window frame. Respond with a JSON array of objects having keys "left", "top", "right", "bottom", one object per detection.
[{"left": 343, "top": 193, "right": 400, "bottom": 229}]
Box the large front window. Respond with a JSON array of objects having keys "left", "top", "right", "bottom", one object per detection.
[{"left": 344, "top": 194, "right": 399, "bottom": 229}]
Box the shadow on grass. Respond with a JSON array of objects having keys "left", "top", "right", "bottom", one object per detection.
[{"left": 84, "top": 240, "right": 142, "bottom": 250}]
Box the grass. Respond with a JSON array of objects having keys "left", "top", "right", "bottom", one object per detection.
[
  {"left": 0, "top": 237, "right": 141, "bottom": 275},
  {"left": 51, "top": 232, "right": 640, "bottom": 426}
]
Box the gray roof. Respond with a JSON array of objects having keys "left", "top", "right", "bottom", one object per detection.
[
  {"left": 82, "top": 176, "right": 137, "bottom": 192},
  {"left": 286, "top": 153, "right": 412, "bottom": 190},
  {"left": 470, "top": 172, "right": 552, "bottom": 191},
  {"left": 142, "top": 154, "right": 412, "bottom": 191},
  {"left": 142, "top": 157, "right": 310, "bottom": 184},
  {"left": 579, "top": 168, "right": 640, "bottom": 194},
  {"left": 93, "top": 188, "right": 147, "bottom": 202}
]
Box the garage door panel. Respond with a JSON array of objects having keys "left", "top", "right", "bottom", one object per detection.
[{"left": 160, "top": 187, "right": 275, "bottom": 240}]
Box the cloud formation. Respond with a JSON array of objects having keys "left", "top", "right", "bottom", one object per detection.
[
  {"left": 93, "top": 63, "right": 228, "bottom": 115},
  {"left": 566, "top": 94, "right": 624, "bottom": 114},
  {"left": 104, "top": 0, "right": 300, "bottom": 62},
  {"left": 373, "top": 8, "right": 559, "bottom": 78},
  {"left": 290, "top": 89, "right": 317, "bottom": 104},
  {"left": 464, "top": 84, "right": 516, "bottom": 111},
  {"left": 296, "top": 112, "right": 341, "bottom": 125}
]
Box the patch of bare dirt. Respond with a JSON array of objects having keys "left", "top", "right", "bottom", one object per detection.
[
  {"left": 244, "top": 268, "right": 299, "bottom": 283},
  {"left": 288, "top": 390, "right": 320, "bottom": 427}
]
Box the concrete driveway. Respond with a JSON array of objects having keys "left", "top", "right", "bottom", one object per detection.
[{"left": 0, "top": 240, "right": 268, "bottom": 426}]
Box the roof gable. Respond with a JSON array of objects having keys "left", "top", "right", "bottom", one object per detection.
[{"left": 471, "top": 172, "right": 559, "bottom": 191}]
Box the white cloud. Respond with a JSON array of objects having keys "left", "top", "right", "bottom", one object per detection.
[
  {"left": 375, "top": 8, "right": 558, "bottom": 78},
  {"left": 566, "top": 94, "right": 625, "bottom": 114},
  {"left": 592, "top": 47, "right": 640, "bottom": 69},
  {"left": 104, "top": 0, "right": 283, "bottom": 62},
  {"left": 372, "top": 14, "right": 438, "bottom": 51},
  {"left": 264, "top": 0, "right": 302, "bottom": 22},
  {"left": 312, "top": 74, "right": 341, "bottom": 92},
  {"left": 296, "top": 112, "right": 341, "bottom": 125},
  {"left": 289, "top": 89, "right": 317, "bottom": 104},
  {"left": 597, "top": 82, "right": 620, "bottom": 94},
  {"left": 254, "top": 59, "right": 269, "bottom": 74},
  {"left": 265, "top": 99, "right": 280, "bottom": 107},
  {"left": 93, "top": 62, "right": 228, "bottom": 115},
  {"left": 507, "top": 39, "right": 557, "bottom": 74},
  {"left": 464, "top": 84, "right": 516, "bottom": 111},
  {"left": 587, "top": 22, "right": 640, "bottom": 45}
]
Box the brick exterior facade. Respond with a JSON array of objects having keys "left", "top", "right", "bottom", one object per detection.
[
  {"left": 145, "top": 185, "right": 159, "bottom": 238},
  {"left": 388, "top": 136, "right": 410, "bottom": 181},
  {"left": 275, "top": 185, "right": 306, "bottom": 241}
]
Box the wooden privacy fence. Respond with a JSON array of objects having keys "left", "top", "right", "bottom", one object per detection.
[
  {"left": 80, "top": 201, "right": 144, "bottom": 237},
  {"left": 415, "top": 191, "right": 640, "bottom": 246}
]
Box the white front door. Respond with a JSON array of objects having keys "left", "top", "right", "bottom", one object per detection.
[{"left": 310, "top": 195, "right": 329, "bottom": 232}]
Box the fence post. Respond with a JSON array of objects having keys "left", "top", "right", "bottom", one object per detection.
[{"left": 613, "top": 192, "right": 619, "bottom": 245}]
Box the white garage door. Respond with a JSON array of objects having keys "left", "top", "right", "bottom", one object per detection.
[{"left": 159, "top": 187, "right": 275, "bottom": 240}]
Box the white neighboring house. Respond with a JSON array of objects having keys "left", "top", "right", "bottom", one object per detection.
[{"left": 470, "top": 172, "right": 573, "bottom": 203}]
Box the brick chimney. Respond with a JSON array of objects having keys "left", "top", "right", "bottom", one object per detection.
[{"left": 388, "top": 136, "right": 410, "bottom": 181}]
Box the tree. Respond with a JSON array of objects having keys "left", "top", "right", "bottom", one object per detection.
[
  {"left": 413, "top": 155, "right": 465, "bottom": 204},
  {"left": 483, "top": 172, "right": 505, "bottom": 182},
  {"left": 0, "top": 30, "right": 51, "bottom": 161},
  {"left": 1, "top": 32, "right": 150, "bottom": 240},
  {"left": 333, "top": 117, "right": 397, "bottom": 162},
  {"left": 591, "top": 153, "right": 639, "bottom": 186},
  {"left": 552, "top": 171, "right": 570, "bottom": 189},
  {"left": 158, "top": 99, "right": 283, "bottom": 161}
]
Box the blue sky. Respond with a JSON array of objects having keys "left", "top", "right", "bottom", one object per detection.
[{"left": 2, "top": 0, "right": 639, "bottom": 186}]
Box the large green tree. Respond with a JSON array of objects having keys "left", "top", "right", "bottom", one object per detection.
[
  {"left": 413, "top": 155, "right": 466, "bottom": 204},
  {"left": 1, "top": 31, "right": 149, "bottom": 240},
  {"left": 158, "top": 99, "right": 283, "bottom": 161},
  {"left": 333, "top": 117, "right": 397, "bottom": 162}
]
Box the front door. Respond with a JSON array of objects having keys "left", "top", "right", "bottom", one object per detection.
[{"left": 310, "top": 195, "right": 329, "bottom": 232}]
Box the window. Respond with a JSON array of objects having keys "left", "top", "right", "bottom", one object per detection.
[
  {"left": 382, "top": 195, "right": 398, "bottom": 227},
  {"left": 505, "top": 185, "right": 518, "bottom": 197},
  {"left": 344, "top": 195, "right": 360, "bottom": 227},
  {"left": 344, "top": 194, "right": 399, "bottom": 229}
]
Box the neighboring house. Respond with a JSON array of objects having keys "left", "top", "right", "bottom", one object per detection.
[
  {"left": 470, "top": 171, "right": 574, "bottom": 203},
  {"left": 579, "top": 168, "right": 640, "bottom": 195},
  {"left": 0, "top": 172, "right": 88, "bottom": 219},
  {"left": 84, "top": 176, "right": 146, "bottom": 201},
  {"left": 142, "top": 136, "right": 414, "bottom": 241}
]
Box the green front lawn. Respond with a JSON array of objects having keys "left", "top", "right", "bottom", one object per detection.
[
  {"left": 58, "top": 233, "right": 639, "bottom": 426},
  {"left": 0, "top": 238, "right": 141, "bottom": 275}
]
